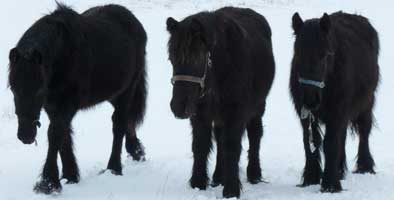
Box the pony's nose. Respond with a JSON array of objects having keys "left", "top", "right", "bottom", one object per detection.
[
  {"left": 170, "top": 99, "right": 190, "bottom": 119},
  {"left": 18, "top": 134, "right": 35, "bottom": 144},
  {"left": 17, "top": 122, "right": 37, "bottom": 145}
]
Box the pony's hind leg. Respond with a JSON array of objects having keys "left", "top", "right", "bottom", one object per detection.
[
  {"left": 246, "top": 116, "right": 263, "bottom": 184},
  {"left": 124, "top": 71, "right": 146, "bottom": 161},
  {"left": 354, "top": 110, "right": 375, "bottom": 174},
  {"left": 125, "top": 123, "right": 145, "bottom": 161},
  {"left": 107, "top": 100, "right": 128, "bottom": 175},
  {"left": 338, "top": 130, "right": 347, "bottom": 180},
  {"left": 60, "top": 132, "right": 80, "bottom": 184},
  {"left": 298, "top": 120, "right": 322, "bottom": 187}
]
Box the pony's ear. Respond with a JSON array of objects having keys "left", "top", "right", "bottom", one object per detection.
[
  {"left": 166, "top": 17, "right": 178, "bottom": 33},
  {"left": 9, "top": 47, "right": 19, "bottom": 63},
  {"left": 292, "top": 12, "right": 304, "bottom": 34},
  {"left": 320, "top": 13, "right": 331, "bottom": 34},
  {"left": 23, "top": 48, "right": 42, "bottom": 65}
]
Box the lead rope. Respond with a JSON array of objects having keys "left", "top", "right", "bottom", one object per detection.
[
  {"left": 300, "top": 106, "right": 316, "bottom": 153},
  {"left": 199, "top": 52, "right": 212, "bottom": 98},
  {"left": 32, "top": 120, "right": 41, "bottom": 146}
]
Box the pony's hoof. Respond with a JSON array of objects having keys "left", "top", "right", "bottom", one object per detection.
[
  {"left": 211, "top": 172, "right": 222, "bottom": 187},
  {"left": 190, "top": 175, "right": 208, "bottom": 190},
  {"left": 247, "top": 164, "right": 262, "bottom": 185},
  {"left": 297, "top": 179, "right": 320, "bottom": 187},
  {"left": 353, "top": 167, "right": 376, "bottom": 174},
  {"left": 110, "top": 169, "right": 123, "bottom": 176},
  {"left": 223, "top": 182, "right": 241, "bottom": 199},
  {"left": 211, "top": 180, "right": 222, "bottom": 187},
  {"left": 107, "top": 159, "right": 123, "bottom": 175},
  {"left": 297, "top": 182, "right": 318, "bottom": 188},
  {"left": 321, "top": 180, "right": 342, "bottom": 193},
  {"left": 126, "top": 139, "right": 146, "bottom": 161},
  {"left": 62, "top": 175, "right": 80, "bottom": 184},
  {"left": 99, "top": 168, "right": 123, "bottom": 176},
  {"left": 34, "top": 179, "right": 62, "bottom": 194},
  {"left": 248, "top": 178, "right": 263, "bottom": 185}
]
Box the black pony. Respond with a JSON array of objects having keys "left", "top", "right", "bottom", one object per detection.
[
  {"left": 8, "top": 4, "right": 147, "bottom": 194},
  {"left": 167, "top": 7, "right": 275, "bottom": 198},
  {"left": 290, "top": 12, "right": 379, "bottom": 192}
]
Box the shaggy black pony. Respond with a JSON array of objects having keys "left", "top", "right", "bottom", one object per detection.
[
  {"left": 290, "top": 12, "right": 379, "bottom": 192},
  {"left": 167, "top": 7, "right": 275, "bottom": 198},
  {"left": 8, "top": 4, "right": 147, "bottom": 194}
]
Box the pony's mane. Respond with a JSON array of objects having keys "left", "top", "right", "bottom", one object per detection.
[
  {"left": 8, "top": 2, "right": 84, "bottom": 77},
  {"left": 44, "top": 2, "right": 85, "bottom": 51},
  {"left": 53, "top": 2, "right": 76, "bottom": 15},
  {"left": 47, "top": 2, "right": 79, "bottom": 23},
  {"left": 168, "top": 12, "right": 212, "bottom": 65}
]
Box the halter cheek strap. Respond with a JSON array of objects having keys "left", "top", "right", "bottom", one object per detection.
[
  {"left": 298, "top": 77, "right": 325, "bottom": 89},
  {"left": 171, "top": 75, "right": 205, "bottom": 88}
]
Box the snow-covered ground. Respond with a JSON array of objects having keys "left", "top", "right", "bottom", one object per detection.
[{"left": 0, "top": 0, "right": 393, "bottom": 199}]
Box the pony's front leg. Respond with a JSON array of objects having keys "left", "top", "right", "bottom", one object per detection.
[
  {"left": 60, "top": 132, "right": 80, "bottom": 184},
  {"left": 189, "top": 116, "right": 212, "bottom": 190},
  {"left": 222, "top": 117, "right": 245, "bottom": 198},
  {"left": 34, "top": 110, "right": 75, "bottom": 194},
  {"left": 299, "top": 119, "right": 322, "bottom": 187},
  {"left": 107, "top": 109, "right": 127, "bottom": 175},
  {"left": 212, "top": 124, "right": 224, "bottom": 187},
  {"left": 321, "top": 118, "right": 347, "bottom": 193}
]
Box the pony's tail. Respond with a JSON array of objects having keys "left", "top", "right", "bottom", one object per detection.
[{"left": 129, "top": 47, "right": 147, "bottom": 128}]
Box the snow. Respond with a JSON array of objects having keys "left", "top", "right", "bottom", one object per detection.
[{"left": 0, "top": 0, "right": 393, "bottom": 199}]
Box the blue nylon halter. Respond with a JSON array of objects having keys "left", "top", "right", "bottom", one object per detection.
[{"left": 298, "top": 77, "right": 325, "bottom": 89}]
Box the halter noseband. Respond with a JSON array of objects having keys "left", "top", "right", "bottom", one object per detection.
[
  {"left": 297, "top": 51, "right": 335, "bottom": 89},
  {"left": 171, "top": 52, "right": 212, "bottom": 95},
  {"left": 298, "top": 77, "right": 325, "bottom": 89}
]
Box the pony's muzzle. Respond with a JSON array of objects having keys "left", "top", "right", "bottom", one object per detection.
[
  {"left": 303, "top": 91, "right": 322, "bottom": 111},
  {"left": 18, "top": 132, "right": 36, "bottom": 144},
  {"left": 17, "top": 121, "right": 38, "bottom": 145},
  {"left": 170, "top": 98, "right": 196, "bottom": 119}
]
